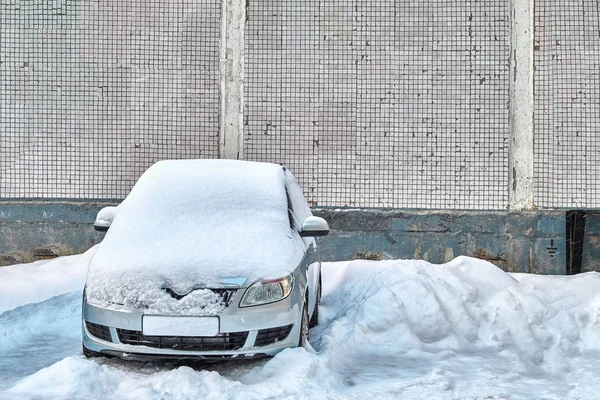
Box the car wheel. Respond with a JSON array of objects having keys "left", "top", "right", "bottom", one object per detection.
[
  {"left": 298, "top": 300, "right": 310, "bottom": 347},
  {"left": 82, "top": 344, "right": 103, "bottom": 359},
  {"left": 309, "top": 274, "right": 321, "bottom": 328}
]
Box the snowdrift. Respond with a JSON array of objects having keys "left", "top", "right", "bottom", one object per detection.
[
  {"left": 318, "top": 257, "right": 600, "bottom": 373},
  {"left": 2, "top": 255, "right": 600, "bottom": 399}
]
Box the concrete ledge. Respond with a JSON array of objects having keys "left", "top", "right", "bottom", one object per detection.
[
  {"left": 0, "top": 202, "right": 592, "bottom": 275},
  {"left": 0, "top": 202, "right": 114, "bottom": 265},
  {"left": 312, "top": 208, "right": 567, "bottom": 274}
]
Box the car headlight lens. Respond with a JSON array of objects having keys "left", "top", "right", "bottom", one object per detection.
[{"left": 240, "top": 274, "right": 294, "bottom": 307}]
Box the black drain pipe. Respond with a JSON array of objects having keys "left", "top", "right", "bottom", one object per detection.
[{"left": 566, "top": 210, "right": 586, "bottom": 275}]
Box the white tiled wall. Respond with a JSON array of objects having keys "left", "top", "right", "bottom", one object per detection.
[
  {"left": 0, "top": 0, "right": 221, "bottom": 199},
  {"left": 244, "top": 0, "right": 510, "bottom": 209},
  {"left": 2, "top": 0, "right": 599, "bottom": 209},
  {"left": 534, "top": 0, "right": 600, "bottom": 208}
]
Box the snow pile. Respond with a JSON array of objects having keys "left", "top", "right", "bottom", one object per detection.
[
  {"left": 5, "top": 349, "right": 333, "bottom": 400},
  {"left": 318, "top": 257, "right": 600, "bottom": 374},
  {"left": 87, "top": 160, "right": 308, "bottom": 309},
  {"left": 3, "top": 254, "right": 600, "bottom": 399},
  {"left": 0, "top": 292, "right": 82, "bottom": 352},
  {"left": 0, "top": 246, "right": 95, "bottom": 314}
]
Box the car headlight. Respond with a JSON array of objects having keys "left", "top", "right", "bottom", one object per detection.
[{"left": 239, "top": 274, "right": 294, "bottom": 307}]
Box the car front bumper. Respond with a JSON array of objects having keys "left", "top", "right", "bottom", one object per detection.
[{"left": 82, "top": 289, "right": 303, "bottom": 360}]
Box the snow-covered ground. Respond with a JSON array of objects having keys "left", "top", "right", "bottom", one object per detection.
[{"left": 2, "top": 252, "right": 600, "bottom": 399}]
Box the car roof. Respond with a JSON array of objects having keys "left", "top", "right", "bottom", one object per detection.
[{"left": 135, "top": 159, "right": 287, "bottom": 202}]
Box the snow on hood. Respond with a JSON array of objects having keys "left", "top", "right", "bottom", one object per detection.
[{"left": 86, "top": 160, "right": 306, "bottom": 312}]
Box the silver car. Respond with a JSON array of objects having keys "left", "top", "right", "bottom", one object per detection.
[{"left": 82, "top": 160, "right": 329, "bottom": 361}]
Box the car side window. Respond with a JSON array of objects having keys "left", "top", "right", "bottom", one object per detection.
[
  {"left": 283, "top": 171, "right": 312, "bottom": 224},
  {"left": 285, "top": 187, "right": 296, "bottom": 230}
]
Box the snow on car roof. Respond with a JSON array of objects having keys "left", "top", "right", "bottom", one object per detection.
[{"left": 87, "top": 160, "right": 307, "bottom": 304}]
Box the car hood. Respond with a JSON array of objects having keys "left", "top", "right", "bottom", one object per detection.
[
  {"left": 85, "top": 229, "right": 305, "bottom": 315},
  {"left": 85, "top": 275, "right": 256, "bottom": 316}
]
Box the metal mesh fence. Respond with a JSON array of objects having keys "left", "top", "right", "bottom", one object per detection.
[
  {"left": 0, "top": 0, "right": 220, "bottom": 199},
  {"left": 534, "top": 0, "right": 600, "bottom": 208},
  {"left": 244, "top": 0, "right": 510, "bottom": 209}
]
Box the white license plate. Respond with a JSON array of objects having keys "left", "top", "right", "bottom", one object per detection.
[{"left": 143, "top": 316, "right": 219, "bottom": 337}]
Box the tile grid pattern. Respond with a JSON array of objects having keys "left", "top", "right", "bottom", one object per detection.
[
  {"left": 244, "top": 0, "right": 510, "bottom": 209},
  {"left": 0, "top": 0, "right": 221, "bottom": 199},
  {"left": 8, "top": 1, "right": 596, "bottom": 210},
  {"left": 534, "top": 0, "right": 600, "bottom": 208}
]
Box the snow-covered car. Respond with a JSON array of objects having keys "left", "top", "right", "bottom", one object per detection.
[{"left": 82, "top": 160, "right": 329, "bottom": 361}]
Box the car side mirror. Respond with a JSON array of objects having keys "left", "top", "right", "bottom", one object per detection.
[
  {"left": 299, "top": 216, "right": 329, "bottom": 237},
  {"left": 94, "top": 206, "right": 118, "bottom": 232}
]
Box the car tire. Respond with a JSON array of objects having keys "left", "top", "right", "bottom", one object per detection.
[
  {"left": 309, "top": 274, "right": 321, "bottom": 328},
  {"left": 82, "top": 344, "right": 103, "bottom": 359},
  {"left": 298, "top": 300, "right": 310, "bottom": 347}
]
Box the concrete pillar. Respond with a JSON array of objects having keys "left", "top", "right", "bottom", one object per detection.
[
  {"left": 508, "top": 0, "right": 535, "bottom": 210},
  {"left": 218, "top": 0, "right": 246, "bottom": 160}
]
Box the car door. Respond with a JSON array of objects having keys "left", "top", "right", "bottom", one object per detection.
[{"left": 284, "top": 172, "right": 320, "bottom": 314}]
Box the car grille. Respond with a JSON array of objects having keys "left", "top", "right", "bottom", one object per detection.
[
  {"left": 255, "top": 324, "right": 293, "bottom": 347},
  {"left": 210, "top": 289, "right": 238, "bottom": 309},
  {"left": 117, "top": 329, "right": 249, "bottom": 351},
  {"left": 162, "top": 288, "right": 238, "bottom": 310},
  {"left": 85, "top": 321, "right": 112, "bottom": 342}
]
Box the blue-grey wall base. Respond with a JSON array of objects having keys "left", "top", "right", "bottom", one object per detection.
[
  {"left": 312, "top": 209, "right": 569, "bottom": 274},
  {"left": 1, "top": 202, "right": 597, "bottom": 275},
  {"left": 0, "top": 202, "right": 108, "bottom": 265}
]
